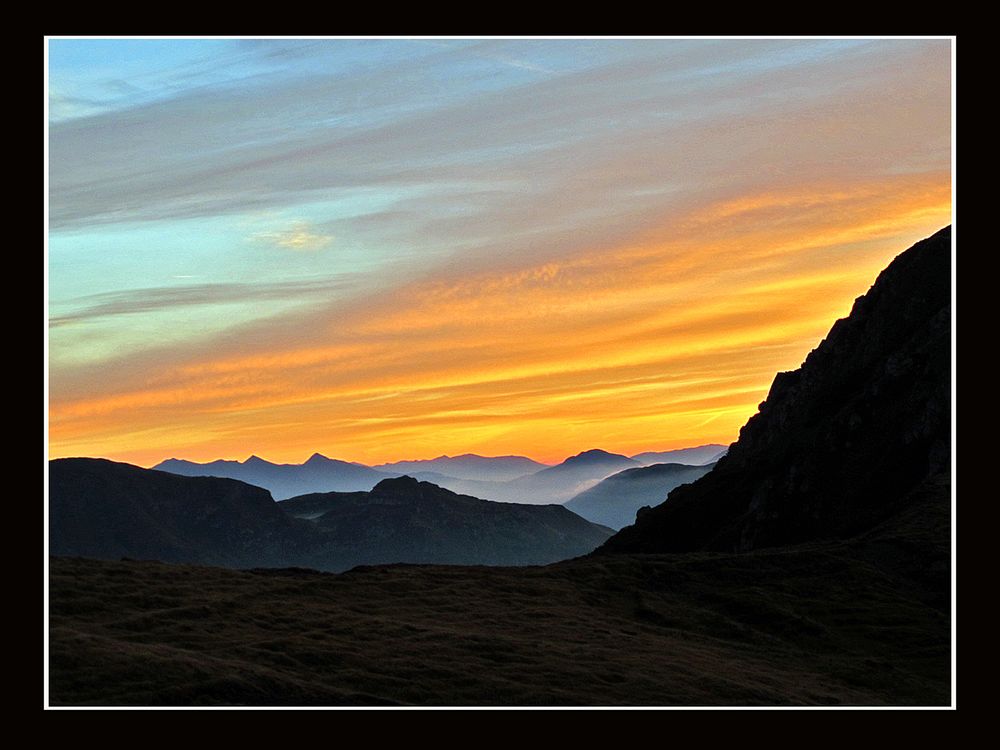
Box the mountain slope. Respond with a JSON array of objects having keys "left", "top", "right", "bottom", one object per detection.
[
  {"left": 155, "top": 454, "right": 392, "bottom": 500},
  {"left": 600, "top": 226, "right": 951, "bottom": 554},
  {"left": 631, "top": 445, "right": 727, "bottom": 466},
  {"left": 49, "top": 458, "right": 316, "bottom": 567},
  {"left": 565, "top": 462, "right": 716, "bottom": 530},
  {"left": 278, "top": 491, "right": 368, "bottom": 520}
]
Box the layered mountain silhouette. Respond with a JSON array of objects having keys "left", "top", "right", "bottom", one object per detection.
[
  {"left": 600, "top": 226, "right": 951, "bottom": 554},
  {"left": 155, "top": 454, "right": 392, "bottom": 500},
  {"left": 565, "top": 462, "right": 716, "bottom": 530},
  {"left": 335, "top": 449, "right": 641, "bottom": 505},
  {"left": 440, "top": 449, "right": 640, "bottom": 505},
  {"left": 154, "top": 447, "right": 719, "bottom": 507},
  {"left": 155, "top": 453, "right": 551, "bottom": 501},
  {"left": 50, "top": 460, "right": 612, "bottom": 571},
  {"left": 631, "top": 445, "right": 727, "bottom": 466},
  {"left": 374, "top": 454, "right": 549, "bottom": 482}
]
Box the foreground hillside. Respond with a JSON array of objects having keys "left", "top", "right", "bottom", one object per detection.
[{"left": 49, "top": 476, "right": 948, "bottom": 706}]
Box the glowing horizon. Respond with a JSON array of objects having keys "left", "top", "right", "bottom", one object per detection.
[{"left": 47, "top": 38, "right": 952, "bottom": 468}]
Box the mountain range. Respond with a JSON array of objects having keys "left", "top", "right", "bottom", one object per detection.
[
  {"left": 50, "top": 461, "right": 613, "bottom": 571},
  {"left": 154, "top": 446, "right": 708, "bottom": 506},
  {"left": 154, "top": 454, "right": 391, "bottom": 501}
]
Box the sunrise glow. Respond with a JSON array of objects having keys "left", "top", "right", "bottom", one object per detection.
[{"left": 47, "top": 38, "right": 952, "bottom": 466}]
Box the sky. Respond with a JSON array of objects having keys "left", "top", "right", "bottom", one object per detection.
[{"left": 47, "top": 37, "right": 953, "bottom": 467}]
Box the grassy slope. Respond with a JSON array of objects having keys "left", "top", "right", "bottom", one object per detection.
[{"left": 49, "top": 482, "right": 949, "bottom": 707}]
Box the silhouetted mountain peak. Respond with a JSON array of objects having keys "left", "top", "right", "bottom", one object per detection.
[
  {"left": 562, "top": 449, "right": 630, "bottom": 466},
  {"left": 156, "top": 453, "right": 394, "bottom": 500}
]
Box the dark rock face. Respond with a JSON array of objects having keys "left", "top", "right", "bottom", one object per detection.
[{"left": 600, "top": 226, "right": 951, "bottom": 554}]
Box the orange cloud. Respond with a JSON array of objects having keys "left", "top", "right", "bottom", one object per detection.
[{"left": 49, "top": 170, "right": 952, "bottom": 467}]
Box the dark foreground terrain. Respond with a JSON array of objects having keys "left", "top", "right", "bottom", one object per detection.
[{"left": 49, "top": 476, "right": 949, "bottom": 706}]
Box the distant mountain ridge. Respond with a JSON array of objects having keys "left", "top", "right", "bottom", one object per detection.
[
  {"left": 600, "top": 226, "right": 951, "bottom": 555},
  {"left": 155, "top": 447, "right": 707, "bottom": 506},
  {"left": 631, "top": 445, "right": 727, "bottom": 466},
  {"left": 452, "top": 449, "right": 640, "bottom": 505},
  {"left": 565, "top": 462, "right": 717, "bottom": 530},
  {"left": 155, "top": 454, "right": 392, "bottom": 500},
  {"left": 374, "top": 454, "right": 549, "bottom": 482}
]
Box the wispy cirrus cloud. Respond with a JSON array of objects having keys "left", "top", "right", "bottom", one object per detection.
[
  {"left": 50, "top": 276, "right": 357, "bottom": 327},
  {"left": 50, "top": 39, "right": 948, "bottom": 233},
  {"left": 47, "top": 38, "right": 952, "bottom": 466}
]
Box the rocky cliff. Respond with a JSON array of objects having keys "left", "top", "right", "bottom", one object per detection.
[{"left": 599, "top": 226, "right": 951, "bottom": 553}]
